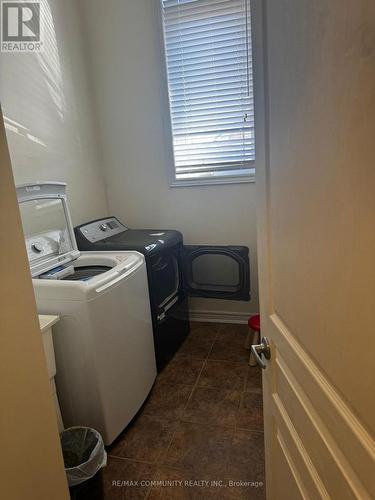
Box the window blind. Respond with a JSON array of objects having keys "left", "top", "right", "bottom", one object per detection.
[{"left": 160, "top": 0, "right": 255, "bottom": 182}]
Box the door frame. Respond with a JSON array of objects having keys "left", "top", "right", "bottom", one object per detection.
[{"left": 252, "top": 0, "right": 272, "bottom": 494}]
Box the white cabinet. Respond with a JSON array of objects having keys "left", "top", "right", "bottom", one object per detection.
[{"left": 39, "top": 315, "right": 64, "bottom": 432}]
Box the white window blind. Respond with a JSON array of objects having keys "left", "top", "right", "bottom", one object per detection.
[{"left": 160, "top": 0, "right": 255, "bottom": 183}]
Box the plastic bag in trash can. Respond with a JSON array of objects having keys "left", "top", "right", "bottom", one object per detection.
[{"left": 61, "top": 427, "right": 107, "bottom": 487}]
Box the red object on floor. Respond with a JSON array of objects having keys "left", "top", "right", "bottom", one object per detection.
[{"left": 248, "top": 314, "right": 261, "bottom": 332}]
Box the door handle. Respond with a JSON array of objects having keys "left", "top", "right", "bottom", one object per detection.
[{"left": 251, "top": 337, "right": 271, "bottom": 369}]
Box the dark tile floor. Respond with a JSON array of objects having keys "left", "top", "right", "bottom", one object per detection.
[{"left": 70, "top": 322, "right": 265, "bottom": 500}]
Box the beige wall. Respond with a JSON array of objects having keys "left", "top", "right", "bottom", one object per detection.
[
  {"left": 78, "top": 0, "right": 259, "bottom": 317},
  {"left": 0, "top": 0, "right": 108, "bottom": 226},
  {"left": 0, "top": 108, "right": 69, "bottom": 500}
]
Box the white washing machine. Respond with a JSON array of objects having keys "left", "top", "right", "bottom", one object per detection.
[{"left": 17, "top": 182, "right": 157, "bottom": 445}]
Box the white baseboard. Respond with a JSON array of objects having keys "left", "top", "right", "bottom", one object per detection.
[{"left": 189, "top": 309, "right": 258, "bottom": 324}]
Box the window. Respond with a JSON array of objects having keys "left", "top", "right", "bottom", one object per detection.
[{"left": 160, "top": 0, "right": 255, "bottom": 185}]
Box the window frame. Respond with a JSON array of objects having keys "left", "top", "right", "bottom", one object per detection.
[{"left": 156, "top": 0, "right": 265, "bottom": 188}]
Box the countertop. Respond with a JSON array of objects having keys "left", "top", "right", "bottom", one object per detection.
[{"left": 38, "top": 314, "right": 60, "bottom": 333}]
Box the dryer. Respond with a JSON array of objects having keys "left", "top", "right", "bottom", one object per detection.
[{"left": 17, "top": 183, "right": 156, "bottom": 445}]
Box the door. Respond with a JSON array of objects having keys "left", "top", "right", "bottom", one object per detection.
[
  {"left": 0, "top": 107, "right": 69, "bottom": 498},
  {"left": 183, "top": 245, "right": 250, "bottom": 301},
  {"left": 256, "top": 1, "right": 375, "bottom": 498}
]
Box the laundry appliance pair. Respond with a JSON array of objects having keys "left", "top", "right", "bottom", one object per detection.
[
  {"left": 75, "top": 216, "right": 251, "bottom": 370},
  {"left": 18, "top": 182, "right": 251, "bottom": 443}
]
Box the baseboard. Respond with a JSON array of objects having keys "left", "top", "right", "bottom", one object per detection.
[{"left": 189, "top": 309, "right": 258, "bottom": 324}]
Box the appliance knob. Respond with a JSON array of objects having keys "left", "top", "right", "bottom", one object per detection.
[
  {"left": 31, "top": 242, "right": 43, "bottom": 253},
  {"left": 99, "top": 224, "right": 108, "bottom": 231}
]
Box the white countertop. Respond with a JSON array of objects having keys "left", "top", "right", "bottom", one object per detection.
[{"left": 38, "top": 314, "right": 60, "bottom": 333}]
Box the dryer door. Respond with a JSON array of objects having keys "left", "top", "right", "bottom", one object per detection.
[{"left": 183, "top": 246, "right": 250, "bottom": 301}]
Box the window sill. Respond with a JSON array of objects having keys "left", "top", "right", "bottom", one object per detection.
[{"left": 169, "top": 175, "right": 256, "bottom": 188}]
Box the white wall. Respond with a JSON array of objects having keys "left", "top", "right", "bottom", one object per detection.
[
  {"left": 0, "top": 0, "right": 108, "bottom": 225},
  {"left": 78, "top": 0, "right": 259, "bottom": 316}
]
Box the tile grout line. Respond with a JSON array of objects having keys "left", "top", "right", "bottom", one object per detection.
[
  {"left": 181, "top": 349, "right": 209, "bottom": 411},
  {"left": 100, "top": 324, "right": 263, "bottom": 500},
  {"left": 219, "top": 322, "right": 242, "bottom": 439},
  {"left": 180, "top": 322, "right": 221, "bottom": 412},
  {"left": 107, "top": 454, "right": 157, "bottom": 466},
  {"left": 234, "top": 361, "right": 249, "bottom": 437},
  {"left": 198, "top": 324, "right": 259, "bottom": 480},
  {"left": 111, "top": 324, "right": 265, "bottom": 500},
  {"left": 181, "top": 323, "right": 242, "bottom": 446},
  {"left": 184, "top": 327, "right": 221, "bottom": 411},
  {"left": 184, "top": 323, "right": 250, "bottom": 436},
  {"left": 177, "top": 416, "right": 237, "bottom": 429},
  {"left": 161, "top": 326, "right": 222, "bottom": 472},
  {"left": 153, "top": 324, "right": 222, "bottom": 477}
]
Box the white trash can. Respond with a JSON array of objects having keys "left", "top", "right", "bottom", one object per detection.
[{"left": 61, "top": 427, "right": 107, "bottom": 487}]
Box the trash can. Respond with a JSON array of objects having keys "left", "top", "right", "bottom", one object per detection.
[{"left": 60, "top": 427, "right": 107, "bottom": 487}]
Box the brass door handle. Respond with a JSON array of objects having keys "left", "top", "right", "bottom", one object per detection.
[{"left": 251, "top": 337, "right": 271, "bottom": 369}]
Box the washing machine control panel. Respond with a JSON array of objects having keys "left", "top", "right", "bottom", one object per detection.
[{"left": 78, "top": 218, "right": 127, "bottom": 243}]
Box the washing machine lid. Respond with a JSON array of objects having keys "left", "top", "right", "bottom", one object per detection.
[{"left": 16, "top": 182, "right": 80, "bottom": 277}]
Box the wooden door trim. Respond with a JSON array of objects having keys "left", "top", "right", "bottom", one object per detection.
[
  {"left": 269, "top": 313, "right": 375, "bottom": 499},
  {"left": 274, "top": 397, "right": 330, "bottom": 499}
]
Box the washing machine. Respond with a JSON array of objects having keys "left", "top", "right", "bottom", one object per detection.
[{"left": 16, "top": 182, "right": 156, "bottom": 445}]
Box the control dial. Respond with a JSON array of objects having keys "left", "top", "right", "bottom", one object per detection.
[
  {"left": 99, "top": 223, "right": 108, "bottom": 231},
  {"left": 31, "top": 242, "right": 43, "bottom": 253}
]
